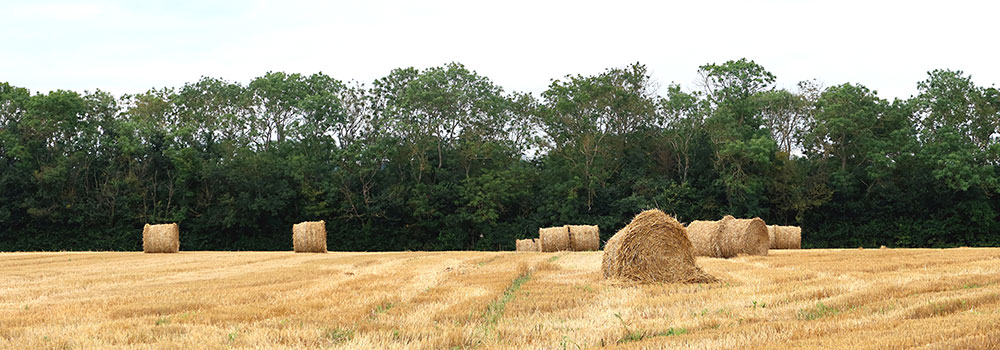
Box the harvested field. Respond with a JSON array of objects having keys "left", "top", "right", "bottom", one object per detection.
[{"left": 2, "top": 249, "right": 1000, "bottom": 349}]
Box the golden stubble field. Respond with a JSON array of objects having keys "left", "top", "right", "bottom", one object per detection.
[{"left": 2, "top": 249, "right": 1000, "bottom": 349}]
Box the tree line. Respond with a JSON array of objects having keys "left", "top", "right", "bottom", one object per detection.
[{"left": 1, "top": 59, "right": 998, "bottom": 251}]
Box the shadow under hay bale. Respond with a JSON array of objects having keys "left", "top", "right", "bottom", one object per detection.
[
  {"left": 601, "top": 209, "right": 716, "bottom": 283},
  {"left": 539, "top": 226, "right": 570, "bottom": 252},
  {"left": 687, "top": 216, "right": 769, "bottom": 258},
  {"left": 515, "top": 238, "right": 540, "bottom": 252},
  {"left": 293, "top": 221, "right": 327, "bottom": 253},
  {"left": 142, "top": 223, "right": 179, "bottom": 253},
  {"left": 567, "top": 225, "right": 600, "bottom": 251},
  {"left": 769, "top": 225, "right": 802, "bottom": 249}
]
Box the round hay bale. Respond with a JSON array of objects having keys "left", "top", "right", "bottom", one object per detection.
[
  {"left": 686, "top": 219, "right": 724, "bottom": 257},
  {"left": 601, "top": 233, "right": 625, "bottom": 278},
  {"left": 142, "top": 223, "right": 179, "bottom": 253},
  {"left": 601, "top": 209, "right": 717, "bottom": 283},
  {"left": 539, "top": 226, "right": 570, "bottom": 252},
  {"left": 719, "top": 216, "right": 769, "bottom": 257},
  {"left": 768, "top": 225, "right": 778, "bottom": 249},
  {"left": 687, "top": 216, "right": 769, "bottom": 258},
  {"left": 515, "top": 238, "right": 540, "bottom": 252},
  {"left": 567, "top": 225, "right": 600, "bottom": 251},
  {"left": 293, "top": 221, "right": 327, "bottom": 253},
  {"left": 773, "top": 225, "right": 802, "bottom": 249}
]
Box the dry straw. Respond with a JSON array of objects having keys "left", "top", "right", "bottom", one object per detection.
[
  {"left": 293, "top": 221, "right": 327, "bottom": 253},
  {"left": 601, "top": 233, "right": 624, "bottom": 278},
  {"left": 786, "top": 226, "right": 802, "bottom": 249},
  {"left": 686, "top": 219, "right": 725, "bottom": 257},
  {"left": 687, "top": 216, "right": 768, "bottom": 258},
  {"left": 723, "top": 216, "right": 769, "bottom": 257},
  {"left": 539, "top": 226, "right": 570, "bottom": 252},
  {"left": 567, "top": 225, "right": 600, "bottom": 251},
  {"left": 601, "top": 209, "right": 717, "bottom": 283},
  {"left": 515, "top": 238, "right": 540, "bottom": 252},
  {"left": 142, "top": 223, "right": 179, "bottom": 253},
  {"left": 769, "top": 225, "right": 802, "bottom": 249}
]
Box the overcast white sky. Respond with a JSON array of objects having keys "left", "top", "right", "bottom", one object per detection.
[{"left": 1, "top": 0, "right": 997, "bottom": 100}]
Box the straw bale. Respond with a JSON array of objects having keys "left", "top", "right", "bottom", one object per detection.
[
  {"left": 142, "top": 223, "right": 179, "bottom": 253},
  {"left": 293, "top": 221, "right": 327, "bottom": 253},
  {"left": 601, "top": 233, "right": 624, "bottom": 278},
  {"left": 601, "top": 209, "right": 716, "bottom": 283},
  {"left": 686, "top": 220, "right": 725, "bottom": 257},
  {"left": 567, "top": 225, "right": 600, "bottom": 251},
  {"left": 539, "top": 226, "right": 570, "bottom": 252},
  {"left": 515, "top": 238, "right": 540, "bottom": 252},
  {"left": 721, "top": 216, "right": 769, "bottom": 257},
  {"left": 771, "top": 225, "right": 802, "bottom": 249},
  {"left": 788, "top": 226, "right": 802, "bottom": 249},
  {"left": 687, "top": 216, "right": 769, "bottom": 258}
]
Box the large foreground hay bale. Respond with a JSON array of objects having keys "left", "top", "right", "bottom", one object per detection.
[
  {"left": 142, "top": 223, "right": 179, "bottom": 253},
  {"left": 515, "top": 238, "right": 540, "bottom": 252},
  {"left": 602, "top": 209, "right": 716, "bottom": 283},
  {"left": 539, "top": 226, "right": 570, "bottom": 252},
  {"left": 293, "top": 221, "right": 327, "bottom": 253},
  {"left": 687, "top": 216, "right": 769, "bottom": 258},
  {"left": 567, "top": 225, "right": 600, "bottom": 251},
  {"left": 769, "top": 225, "right": 802, "bottom": 249}
]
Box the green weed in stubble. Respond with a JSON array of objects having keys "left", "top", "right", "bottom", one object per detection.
[
  {"left": 614, "top": 313, "right": 689, "bottom": 344},
  {"left": 324, "top": 328, "right": 354, "bottom": 344},
  {"left": 370, "top": 301, "right": 395, "bottom": 319},
  {"left": 560, "top": 335, "right": 582, "bottom": 350},
  {"left": 797, "top": 302, "right": 839, "bottom": 320}
]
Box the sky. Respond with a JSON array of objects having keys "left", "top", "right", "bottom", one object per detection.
[{"left": 1, "top": 0, "right": 998, "bottom": 100}]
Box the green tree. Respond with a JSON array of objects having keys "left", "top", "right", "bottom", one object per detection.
[
  {"left": 699, "top": 58, "right": 778, "bottom": 217},
  {"left": 915, "top": 70, "right": 999, "bottom": 193},
  {"left": 538, "top": 63, "right": 659, "bottom": 212}
]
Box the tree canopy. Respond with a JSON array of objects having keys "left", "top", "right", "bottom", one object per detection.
[{"left": 1, "top": 60, "right": 998, "bottom": 251}]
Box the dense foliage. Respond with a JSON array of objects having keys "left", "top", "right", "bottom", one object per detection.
[{"left": 1, "top": 60, "right": 998, "bottom": 251}]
